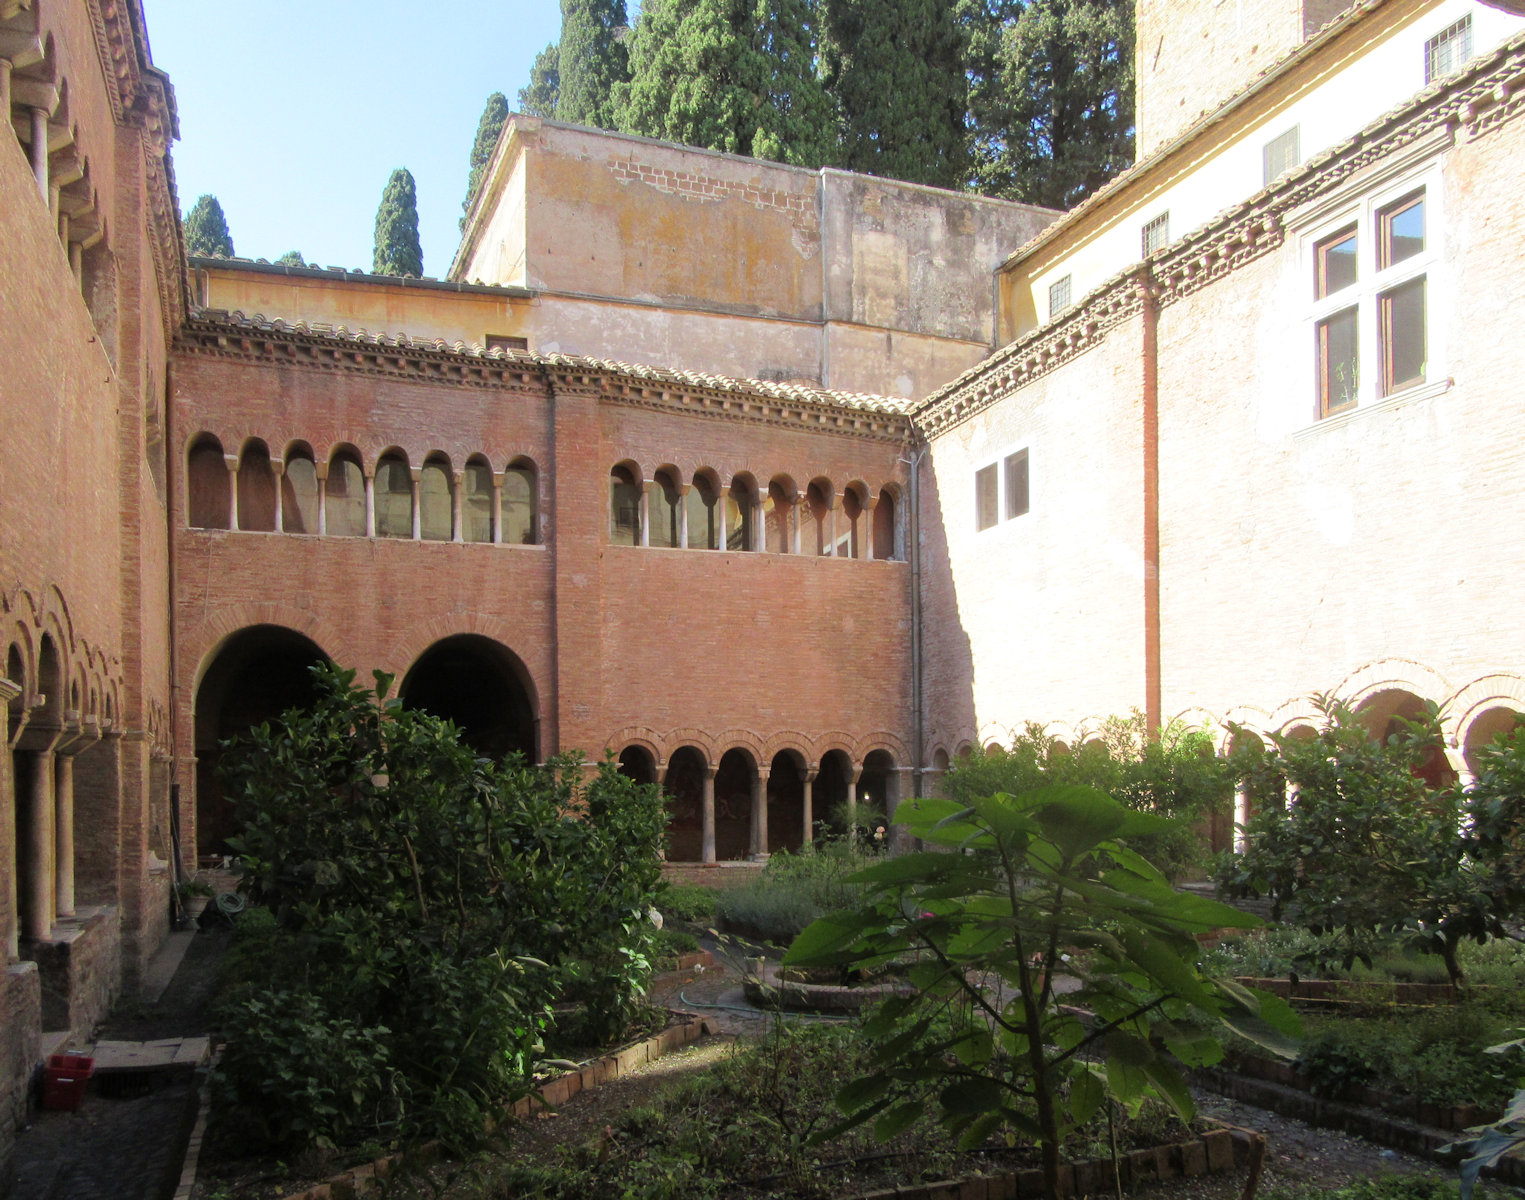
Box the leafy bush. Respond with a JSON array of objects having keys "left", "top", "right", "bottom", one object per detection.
[
  {"left": 214, "top": 664, "right": 666, "bottom": 1151},
  {"left": 658, "top": 883, "right": 717, "bottom": 925},
  {"left": 651, "top": 927, "right": 699, "bottom": 969},
  {"left": 714, "top": 842, "right": 871, "bottom": 945}
]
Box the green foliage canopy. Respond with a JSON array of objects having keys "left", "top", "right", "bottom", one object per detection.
[
  {"left": 518, "top": 42, "right": 562, "bottom": 117},
  {"left": 557, "top": 0, "right": 629, "bottom": 128},
  {"left": 461, "top": 92, "right": 509, "bottom": 227},
  {"left": 786, "top": 785, "right": 1297, "bottom": 1199},
  {"left": 217, "top": 664, "right": 666, "bottom": 1149},
  {"left": 372, "top": 167, "right": 424, "bottom": 277},
  {"left": 183, "top": 194, "right": 234, "bottom": 258}
]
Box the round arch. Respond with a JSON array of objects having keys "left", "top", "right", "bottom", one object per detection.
[
  {"left": 399, "top": 634, "right": 538, "bottom": 762},
  {"left": 662, "top": 744, "right": 708, "bottom": 863}
]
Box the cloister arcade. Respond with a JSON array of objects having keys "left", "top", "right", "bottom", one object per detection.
[{"left": 186, "top": 434, "right": 539, "bottom": 545}]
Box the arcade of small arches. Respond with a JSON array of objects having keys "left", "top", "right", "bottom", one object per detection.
[
  {"left": 2, "top": 601, "right": 130, "bottom": 965},
  {"left": 610, "top": 462, "right": 904, "bottom": 559},
  {"left": 611, "top": 739, "right": 908, "bottom": 863},
  {"left": 184, "top": 433, "right": 539, "bottom": 545}
]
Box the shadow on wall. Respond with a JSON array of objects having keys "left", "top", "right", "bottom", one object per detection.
[{"left": 916, "top": 453, "right": 977, "bottom": 787}]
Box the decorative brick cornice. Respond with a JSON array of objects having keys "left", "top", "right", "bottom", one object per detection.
[
  {"left": 85, "top": 0, "right": 142, "bottom": 124},
  {"left": 178, "top": 311, "right": 912, "bottom": 443},
  {"left": 915, "top": 30, "right": 1525, "bottom": 439}
]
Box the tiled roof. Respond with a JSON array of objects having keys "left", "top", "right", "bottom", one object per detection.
[
  {"left": 186, "top": 308, "right": 913, "bottom": 416},
  {"left": 187, "top": 255, "right": 536, "bottom": 298}
]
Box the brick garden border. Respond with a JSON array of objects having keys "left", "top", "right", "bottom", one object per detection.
[{"left": 1232, "top": 976, "right": 1493, "bottom": 1006}]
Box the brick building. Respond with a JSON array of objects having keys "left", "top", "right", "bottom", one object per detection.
[{"left": 3, "top": 0, "right": 1524, "bottom": 1162}]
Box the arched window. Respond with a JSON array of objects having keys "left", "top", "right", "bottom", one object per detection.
[
  {"left": 237, "top": 440, "right": 277, "bottom": 532},
  {"left": 462, "top": 457, "right": 494, "bottom": 544},
  {"left": 873, "top": 487, "right": 897, "bottom": 560},
  {"left": 187, "top": 434, "right": 229, "bottom": 529},
  {"left": 610, "top": 463, "right": 641, "bottom": 546},
  {"left": 806, "top": 478, "right": 832, "bottom": 556},
  {"left": 765, "top": 477, "right": 795, "bottom": 554},
  {"left": 282, "top": 444, "right": 319, "bottom": 534},
  {"left": 326, "top": 448, "right": 365, "bottom": 537},
  {"left": 727, "top": 475, "right": 755, "bottom": 551},
  {"left": 687, "top": 472, "right": 720, "bottom": 550},
  {"left": 504, "top": 459, "right": 537, "bottom": 544},
  {"left": 843, "top": 484, "right": 867, "bottom": 559},
  {"left": 419, "top": 455, "right": 453, "bottom": 541},
  {"left": 375, "top": 452, "right": 412, "bottom": 539},
  {"left": 650, "top": 468, "right": 680, "bottom": 548}
]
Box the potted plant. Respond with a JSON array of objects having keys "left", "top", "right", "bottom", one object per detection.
[{"left": 175, "top": 879, "right": 214, "bottom": 928}]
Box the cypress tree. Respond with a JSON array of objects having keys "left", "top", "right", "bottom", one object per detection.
[
  {"left": 372, "top": 168, "right": 424, "bottom": 277},
  {"left": 619, "top": 0, "right": 837, "bottom": 168},
  {"left": 820, "top": 0, "right": 968, "bottom": 188},
  {"left": 462, "top": 92, "right": 509, "bottom": 227},
  {"left": 183, "top": 194, "right": 234, "bottom": 257},
  {"left": 518, "top": 43, "right": 561, "bottom": 117},
  {"left": 966, "top": 0, "right": 1134, "bottom": 208},
  {"left": 557, "top": 0, "right": 629, "bottom": 128}
]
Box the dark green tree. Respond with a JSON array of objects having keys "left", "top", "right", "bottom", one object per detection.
[
  {"left": 557, "top": 0, "right": 629, "bottom": 128},
  {"left": 275, "top": 250, "right": 305, "bottom": 267},
  {"left": 518, "top": 42, "right": 561, "bottom": 117},
  {"left": 372, "top": 168, "right": 423, "bottom": 277},
  {"left": 183, "top": 194, "right": 234, "bottom": 257},
  {"left": 619, "top": 0, "right": 837, "bottom": 166},
  {"left": 462, "top": 92, "right": 509, "bottom": 228},
  {"left": 819, "top": 0, "right": 968, "bottom": 188},
  {"left": 965, "top": 0, "right": 1134, "bottom": 209}
]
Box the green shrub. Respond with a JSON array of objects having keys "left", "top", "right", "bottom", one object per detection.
[
  {"left": 714, "top": 843, "right": 870, "bottom": 945},
  {"left": 651, "top": 927, "right": 699, "bottom": 969},
  {"left": 658, "top": 883, "right": 717, "bottom": 925}
]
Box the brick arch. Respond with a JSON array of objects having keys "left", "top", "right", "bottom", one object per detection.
[
  {"left": 760, "top": 729, "right": 813, "bottom": 764},
  {"left": 664, "top": 730, "right": 716, "bottom": 767},
  {"left": 1168, "top": 706, "right": 1220, "bottom": 736},
  {"left": 185, "top": 603, "right": 346, "bottom": 694},
  {"left": 383, "top": 613, "right": 540, "bottom": 687},
  {"left": 1332, "top": 658, "right": 1453, "bottom": 718},
  {"left": 854, "top": 731, "right": 909, "bottom": 765},
  {"left": 1447, "top": 673, "right": 1525, "bottom": 756},
  {"left": 809, "top": 729, "right": 858, "bottom": 766},
  {"left": 713, "top": 728, "right": 766, "bottom": 767},
  {"left": 606, "top": 725, "right": 665, "bottom": 765},
  {"left": 976, "top": 720, "right": 1013, "bottom": 753}
]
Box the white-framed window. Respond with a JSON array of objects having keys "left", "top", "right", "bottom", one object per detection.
[
  {"left": 975, "top": 448, "right": 1031, "bottom": 531},
  {"left": 1141, "top": 211, "right": 1170, "bottom": 258},
  {"left": 1263, "top": 126, "right": 1300, "bottom": 186},
  {"left": 1424, "top": 15, "right": 1472, "bottom": 84},
  {"left": 1304, "top": 163, "right": 1441, "bottom": 421},
  {"left": 1048, "top": 275, "right": 1072, "bottom": 320}
]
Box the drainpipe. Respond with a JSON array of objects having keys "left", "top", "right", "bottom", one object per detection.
[
  {"left": 165, "top": 359, "right": 184, "bottom": 855},
  {"left": 907, "top": 438, "right": 927, "bottom": 800},
  {"left": 1138, "top": 268, "right": 1162, "bottom": 733}
]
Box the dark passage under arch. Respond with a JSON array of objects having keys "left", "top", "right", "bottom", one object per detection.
[{"left": 399, "top": 634, "right": 537, "bottom": 762}]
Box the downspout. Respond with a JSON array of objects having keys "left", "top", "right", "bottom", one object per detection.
[
  {"left": 1138, "top": 268, "right": 1162, "bottom": 733},
  {"left": 908, "top": 437, "right": 926, "bottom": 800},
  {"left": 818, "top": 170, "right": 831, "bottom": 389},
  {"left": 164, "top": 358, "right": 184, "bottom": 867}
]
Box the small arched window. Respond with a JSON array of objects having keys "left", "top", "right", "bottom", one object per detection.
[
  {"left": 651, "top": 468, "right": 681, "bottom": 549},
  {"left": 419, "top": 455, "right": 453, "bottom": 541},
  {"left": 375, "top": 452, "right": 412, "bottom": 538},
  {"left": 874, "top": 487, "right": 897, "bottom": 560},
  {"left": 727, "top": 475, "right": 755, "bottom": 551},
  {"left": 237, "top": 440, "right": 277, "bottom": 532},
  {"left": 463, "top": 458, "right": 494, "bottom": 544},
  {"left": 504, "top": 459, "right": 537, "bottom": 545},
  {"left": 806, "top": 479, "right": 832, "bottom": 556},
  {"left": 842, "top": 485, "right": 866, "bottom": 559},
  {"left": 283, "top": 445, "right": 319, "bottom": 534},
  {"left": 765, "top": 477, "right": 795, "bottom": 554},
  {"left": 610, "top": 464, "right": 641, "bottom": 546},
  {"left": 326, "top": 448, "right": 365, "bottom": 537},
  {"left": 187, "top": 434, "right": 229, "bottom": 529},
  {"left": 687, "top": 472, "right": 720, "bottom": 550}
]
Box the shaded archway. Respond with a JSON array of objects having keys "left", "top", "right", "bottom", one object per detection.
[
  {"left": 714, "top": 748, "right": 755, "bottom": 860},
  {"left": 767, "top": 750, "right": 806, "bottom": 854},
  {"left": 860, "top": 749, "right": 896, "bottom": 829},
  {"left": 1463, "top": 706, "right": 1525, "bottom": 777},
  {"left": 617, "top": 744, "right": 657, "bottom": 787},
  {"left": 816, "top": 749, "right": 853, "bottom": 838},
  {"left": 399, "top": 635, "right": 537, "bottom": 762},
  {"left": 195, "top": 625, "right": 328, "bottom": 857},
  {"left": 1355, "top": 688, "right": 1455, "bottom": 789},
  {"left": 662, "top": 746, "right": 706, "bottom": 863}
]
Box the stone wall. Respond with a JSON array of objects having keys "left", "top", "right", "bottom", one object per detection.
[
  {"left": 0, "top": 963, "right": 41, "bottom": 1163},
  {"left": 27, "top": 908, "right": 121, "bottom": 1040}
]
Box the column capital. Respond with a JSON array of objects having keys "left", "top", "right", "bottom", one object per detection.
[
  {"left": 0, "top": 677, "right": 21, "bottom": 704},
  {"left": 452, "top": 470, "right": 466, "bottom": 485},
  {"left": 269, "top": 459, "right": 285, "bottom": 477},
  {"left": 314, "top": 462, "right": 330, "bottom": 482},
  {"left": 222, "top": 454, "right": 239, "bottom": 471}
]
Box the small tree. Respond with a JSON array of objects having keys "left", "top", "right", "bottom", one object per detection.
[
  {"left": 786, "top": 786, "right": 1298, "bottom": 1200},
  {"left": 372, "top": 168, "right": 424, "bottom": 277},
  {"left": 1216, "top": 695, "right": 1495, "bottom": 985},
  {"left": 519, "top": 43, "right": 561, "bottom": 117},
  {"left": 461, "top": 92, "right": 509, "bottom": 228},
  {"left": 183, "top": 194, "right": 234, "bottom": 257},
  {"left": 275, "top": 250, "right": 305, "bottom": 267}
]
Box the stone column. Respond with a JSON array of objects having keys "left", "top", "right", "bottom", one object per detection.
[
  {"left": 0, "top": 677, "right": 20, "bottom": 960},
  {"left": 363, "top": 468, "right": 376, "bottom": 537},
  {"left": 57, "top": 209, "right": 68, "bottom": 251},
  {"left": 790, "top": 498, "right": 801, "bottom": 555},
  {"left": 271, "top": 460, "right": 285, "bottom": 533},
  {"left": 492, "top": 473, "right": 505, "bottom": 544},
  {"left": 69, "top": 240, "right": 82, "bottom": 284},
  {"left": 678, "top": 485, "right": 690, "bottom": 549},
  {"left": 409, "top": 469, "right": 422, "bottom": 540},
  {"left": 801, "top": 768, "right": 817, "bottom": 846},
  {"left": 53, "top": 715, "right": 88, "bottom": 921},
  {"left": 752, "top": 497, "right": 764, "bottom": 552},
  {"left": 863, "top": 496, "right": 878, "bottom": 560},
  {"left": 846, "top": 768, "right": 861, "bottom": 833},
  {"left": 451, "top": 471, "right": 465, "bottom": 542},
  {"left": 639, "top": 483, "right": 651, "bottom": 547},
  {"left": 315, "top": 462, "right": 329, "bottom": 535},
  {"left": 24, "top": 743, "right": 57, "bottom": 940},
  {"left": 826, "top": 497, "right": 837, "bottom": 556},
  {"left": 701, "top": 767, "right": 717, "bottom": 864},
  {"left": 1232, "top": 783, "right": 1251, "bottom": 854},
  {"left": 224, "top": 454, "right": 240, "bottom": 531},
  {"left": 29, "top": 106, "right": 48, "bottom": 198},
  {"left": 750, "top": 768, "right": 770, "bottom": 860}
]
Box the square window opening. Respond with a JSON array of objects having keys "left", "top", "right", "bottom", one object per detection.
[
  {"left": 1263, "top": 126, "right": 1300, "bottom": 186},
  {"left": 1048, "top": 275, "right": 1072, "bottom": 320},
  {"left": 1425, "top": 15, "right": 1472, "bottom": 84},
  {"left": 1141, "top": 212, "right": 1170, "bottom": 258},
  {"left": 1004, "top": 450, "right": 1029, "bottom": 520},
  {"left": 975, "top": 464, "right": 998, "bottom": 531}
]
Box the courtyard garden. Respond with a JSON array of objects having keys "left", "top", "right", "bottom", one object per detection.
[{"left": 191, "top": 677, "right": 1525, "bottom": 1199}]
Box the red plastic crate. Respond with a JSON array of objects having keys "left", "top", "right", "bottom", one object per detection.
[{"left": 42, "top": 1054, "right": 94, "bottom": 1111}]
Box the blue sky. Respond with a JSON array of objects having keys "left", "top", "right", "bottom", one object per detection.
[{"left": 142, "top": 1, "right": 563, "bottom": 278}]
